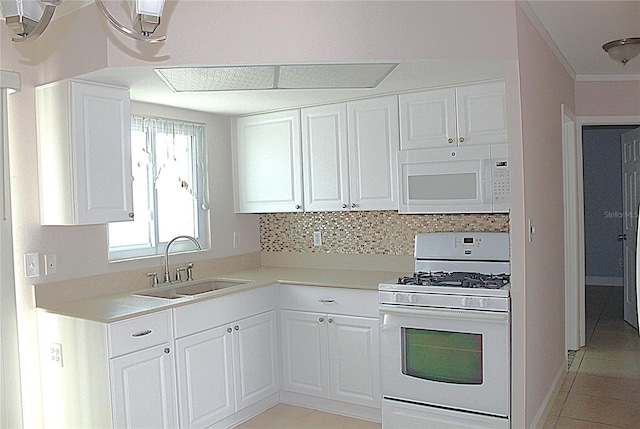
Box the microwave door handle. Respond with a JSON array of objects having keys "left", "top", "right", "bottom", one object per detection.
[{"left": 483, "top": 159, "right": 493, "bottom": 207}]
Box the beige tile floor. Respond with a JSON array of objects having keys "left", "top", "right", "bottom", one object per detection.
[
  {"left": 234, "top": 403, "right": 381, "bottom": 429},
  {"left": 544, "top": 285, "right": 640, "bottom": 429}
]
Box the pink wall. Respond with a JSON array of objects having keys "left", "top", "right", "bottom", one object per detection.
[
  {"left": 575, "top": 80, "right": 640, "bottom": 117},
  {"left": 515, "top": 4, "right": 575, "bottom": 427}
]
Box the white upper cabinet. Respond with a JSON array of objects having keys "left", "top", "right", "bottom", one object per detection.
[
  {"left": 301, "top": 96, "right": 398, "bottom": 212},
  {"left": 301, "top": 104, "right": 349, "bottom": 211},
  {"left": 234, "top": 110, "right": 303, "bottom": 213},
  {"left": 347, "top": 96, "right": 399, "bottom": 210},
  {"left": 36, "top": 80, "right": 133, "bottom": 225},
  {"left": 399, "top": 80, "right": 507, "bottom": 150}
]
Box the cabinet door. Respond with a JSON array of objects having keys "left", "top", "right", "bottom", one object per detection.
[
  {"left": 280, "top": 310, "right": 329, "bottom": 398},
  {"left": 233, "top": 310, "right": 280, "bottom": 411},
  {"left": 175, "top": 324, "right": 235, "bottom": 429},
  {"left": 399, "top": 88, "right": 456, "bottom": 150},
  {"left": 455, "top": 81, "right": 507, "bottom": 146},
  {"left": 234, "top": 110, "right": 303, "bottom": 212},
  {"left": 328, "top": 315, "right": 381, "bottom": 408},
  {"left": 110, "top": 344, "right": 178, "bottom": 429},
  {"left": 348, "top": 96, "right": 399, "bottom": 210},
  {"left": 71, "top": 81, "right": 133, "bottom": 224},
  {"left": 302, "top": 104, "right": 350, "bottom": 211}
]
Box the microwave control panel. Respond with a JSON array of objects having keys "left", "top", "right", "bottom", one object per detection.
[{"left": 493, "top": 160, "right": 510, "bottom": 204}]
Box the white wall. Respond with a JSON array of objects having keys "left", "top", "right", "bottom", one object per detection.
[{"left": 515, "top": 4, "right": 576, "bottom": 427}]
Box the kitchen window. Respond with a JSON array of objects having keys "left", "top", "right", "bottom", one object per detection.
[{"left": 108, "top": 116, "right": 209, "bottom": 260}]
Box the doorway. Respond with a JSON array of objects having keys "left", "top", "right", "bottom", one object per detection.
[{"left": 572, "top": 118, "right": 640, "bottom": 347}]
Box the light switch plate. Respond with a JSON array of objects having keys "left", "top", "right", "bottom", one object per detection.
[{"left": 24, "top": 253, "right": 40, "bottom": 278}]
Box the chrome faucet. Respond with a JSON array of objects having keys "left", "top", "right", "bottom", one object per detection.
[{"left": 163, "top": 235, "right": 201, "bottom": 283}]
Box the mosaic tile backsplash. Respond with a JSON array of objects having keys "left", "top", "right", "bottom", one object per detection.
[{"left": 260, "top": 211, "right": 509, "bottom": 256}]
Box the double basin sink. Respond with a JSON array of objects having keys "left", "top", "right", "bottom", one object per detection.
[{"left": 135, "top": 279, "right": 250, "bottom": 300}]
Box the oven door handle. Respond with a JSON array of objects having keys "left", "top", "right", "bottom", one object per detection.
[{"left": 379, "top": 304, "right": 509, "bottom": 323}]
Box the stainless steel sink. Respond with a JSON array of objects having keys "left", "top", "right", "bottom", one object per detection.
[{"left": 134, "top": 279, "right": 247, "bottom": 300}]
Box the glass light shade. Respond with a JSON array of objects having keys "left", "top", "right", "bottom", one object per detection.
[
  {"left": 0, "top": 0, "right": 45, "bottom": 37},
  {"left": 603, "top": 38, "right": 640, "bottom": 65},
  {"left": 128, "top": 0, "right": 164, "bottom": 36}
]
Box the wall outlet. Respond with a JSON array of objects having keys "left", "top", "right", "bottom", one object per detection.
[
  {"left": 45, "top": 254, "right": 57, "bottom": 275},
  {"left": 313, "top": 231, "right": 322, "bottom": 246},
  {"left": 24, "top": 253, "right": 40, "bottom": 278},
  {"left": 49, "top": 343, "right": 63, "bottom": 367}
]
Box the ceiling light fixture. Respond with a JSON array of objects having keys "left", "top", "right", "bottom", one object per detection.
[
  {"left": 0, "top": 0, "right": 166, "bottom": 43},
  {"left": 602, "top": 38, "right": 640, "bottom": 66}
]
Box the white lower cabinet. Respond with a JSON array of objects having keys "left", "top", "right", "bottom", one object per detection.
[
  {"left": 173, "top": 285, "right": 279, "bottom": 428},
  {"left": 279, "top": 285, "right": 381, "bottom": 419},
  {"left": 37, "top": 309, "right": 178, "bottom": 429},
  {"left": 281, "top": 310, "right": 380, "bottom": 408},
  {"left": 110, "top": 344, "right": 178, "bottom": 428}
]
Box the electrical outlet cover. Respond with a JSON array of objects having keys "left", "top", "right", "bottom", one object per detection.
[{"left": 24, "top": 253, "right": 40, "bottom": 278}]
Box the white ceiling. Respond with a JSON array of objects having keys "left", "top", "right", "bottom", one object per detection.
[
  {"left": 57, "top": 1, "right": 640, "bottom": 115},
  {"left": 522, "top": 0, "right": 640, "bottom": 78}
]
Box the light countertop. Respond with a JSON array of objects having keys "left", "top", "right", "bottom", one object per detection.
[{"left": 37, "top": 266, "right": 404, "bottom": 323}]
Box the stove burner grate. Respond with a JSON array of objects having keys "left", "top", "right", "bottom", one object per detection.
[{"left": 397, "top": 271, "right": 510, "bottom": 289}]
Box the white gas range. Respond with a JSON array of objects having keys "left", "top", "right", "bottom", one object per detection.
[{"left": 379, "top": 232, "right": 511, "bottom": 429}]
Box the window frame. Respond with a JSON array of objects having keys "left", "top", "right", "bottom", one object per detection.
[{"left": 108, "top": 115, "right": 209, "bottom": 261}]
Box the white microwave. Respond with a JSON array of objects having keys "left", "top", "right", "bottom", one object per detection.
[{"left": 398, "top": 144, "right": 509, "bottom": 214}]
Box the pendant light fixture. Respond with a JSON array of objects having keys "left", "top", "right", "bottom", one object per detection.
[
  {"left": 0, "top": 0, "right": 166, "bottom": 43},
  {"left": 602, "top": 38, "right": 640, "bottom": 66}
]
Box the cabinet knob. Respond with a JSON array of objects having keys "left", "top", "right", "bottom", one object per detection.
[
  {"left": 351, "top": 203, "right": 356, "bottom": 208},
  {"left": 459, "top": 137, "right": 465, "bottom": 143},
  {"left": 328, "top": 318, "right": 333, "bottom": 324},
  {"left": 164, "top": 347, "right": 171, "bottom": 354},
  {"left": 234, "top": 325, "right": 240, "bottom": 331},
  {"left": 227, "top": 327, "right": 232, "bottom": 333},
  {"left": 295, "top": 205, "right": 301, "bottom": 210},
  {"left": 342, "top": 204, "right": 347, "bottom": 209},
  {"left": 128, "top": 212, "right": 134, "bottom": 218},
  {"left": 319, "top": 317, "right": 324, "bottom": 323},
  {"left": 448, "top": 138, "right": 454, "bottom": 144}
]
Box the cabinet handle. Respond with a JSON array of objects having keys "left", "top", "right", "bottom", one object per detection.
[
  {"left": 234, "top": 325, "right": 239, "bottom": 331},
  {"left": 227, "top": 327, "right": 232, "bottom": 333},
  {"left": 318, "top": 299, "right": 335, "bottom": 303},
  {"left": 447, "top": 138, "right": 454, "bottom": 144},
  {"left": 131, "top": 329, "right": 152, "bottom": 337},
  {"left": 164, "top": 347, "right": 171, "bottom": 354},
  {"left": 319, "top": 317, "right": 324, "bottom": 323},
  {"left": 459, "top": 137, "right": 465, "bottom": 143},
  {"left": 328, "top": 318, "right": 333, "bottom": 323}
]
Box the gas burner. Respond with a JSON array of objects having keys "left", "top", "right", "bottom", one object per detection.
[{"left": 397, "top": 271, "right": 510, "bottom": 289}]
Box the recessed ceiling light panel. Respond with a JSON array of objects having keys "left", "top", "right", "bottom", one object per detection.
[
  {"left": 155, "top": 66, "right": 276, "bottom": 92},
  {"left": 154, "top": 63, "right": 399, "bottom": 92},
  {"left": 277, "top": 63, "right": 398, "bottom": 89}
]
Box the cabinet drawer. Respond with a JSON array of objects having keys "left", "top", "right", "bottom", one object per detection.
[
  {"left": 280, "top": 285, "right": 378, "bottom": 317},
  {"left": 108, "top": 310, "right": 171, "bottom": 358},
  {"left": 173, "top": 285, "right": 277, "bottom": 338}
]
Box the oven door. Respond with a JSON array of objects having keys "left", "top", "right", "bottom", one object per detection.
[{"left": 380, "top": 304, "right": 510, "bottom": 418}]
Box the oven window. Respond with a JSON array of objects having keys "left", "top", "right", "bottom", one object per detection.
[{"left": 402, "top": 328, "right": 483, "bottom": 384}]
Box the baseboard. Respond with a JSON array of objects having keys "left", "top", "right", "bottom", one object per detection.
[
  {"left": 528, "top": 358, "right": 567, "bottom": 429},
  {"left": 585, "top": 276, "right": 623, "bottom": 287},
  {"left": 279, "top": 391, "right": 381, "bottom": 422}
]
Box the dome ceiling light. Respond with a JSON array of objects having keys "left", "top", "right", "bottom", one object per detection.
[{"left": 602, "top": 38, "right": 640, "bottom": 66}]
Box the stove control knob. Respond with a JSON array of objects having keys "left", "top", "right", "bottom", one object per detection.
[
  {"left": 408, "top": 294, "right": 418, "bottom": 303},
  {"left": 461, "top": 297, "right": 471, "bottom": 307},
  {"left": 392, "top": 292, "right": 403, "bottom": 302},
  {"left": 479, "top": 298, "right": 489, "bottom": 308}
]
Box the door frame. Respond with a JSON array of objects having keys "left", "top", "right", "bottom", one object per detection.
[{"left": 570, "top": 115, "right": 640, "bottom": 348}]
